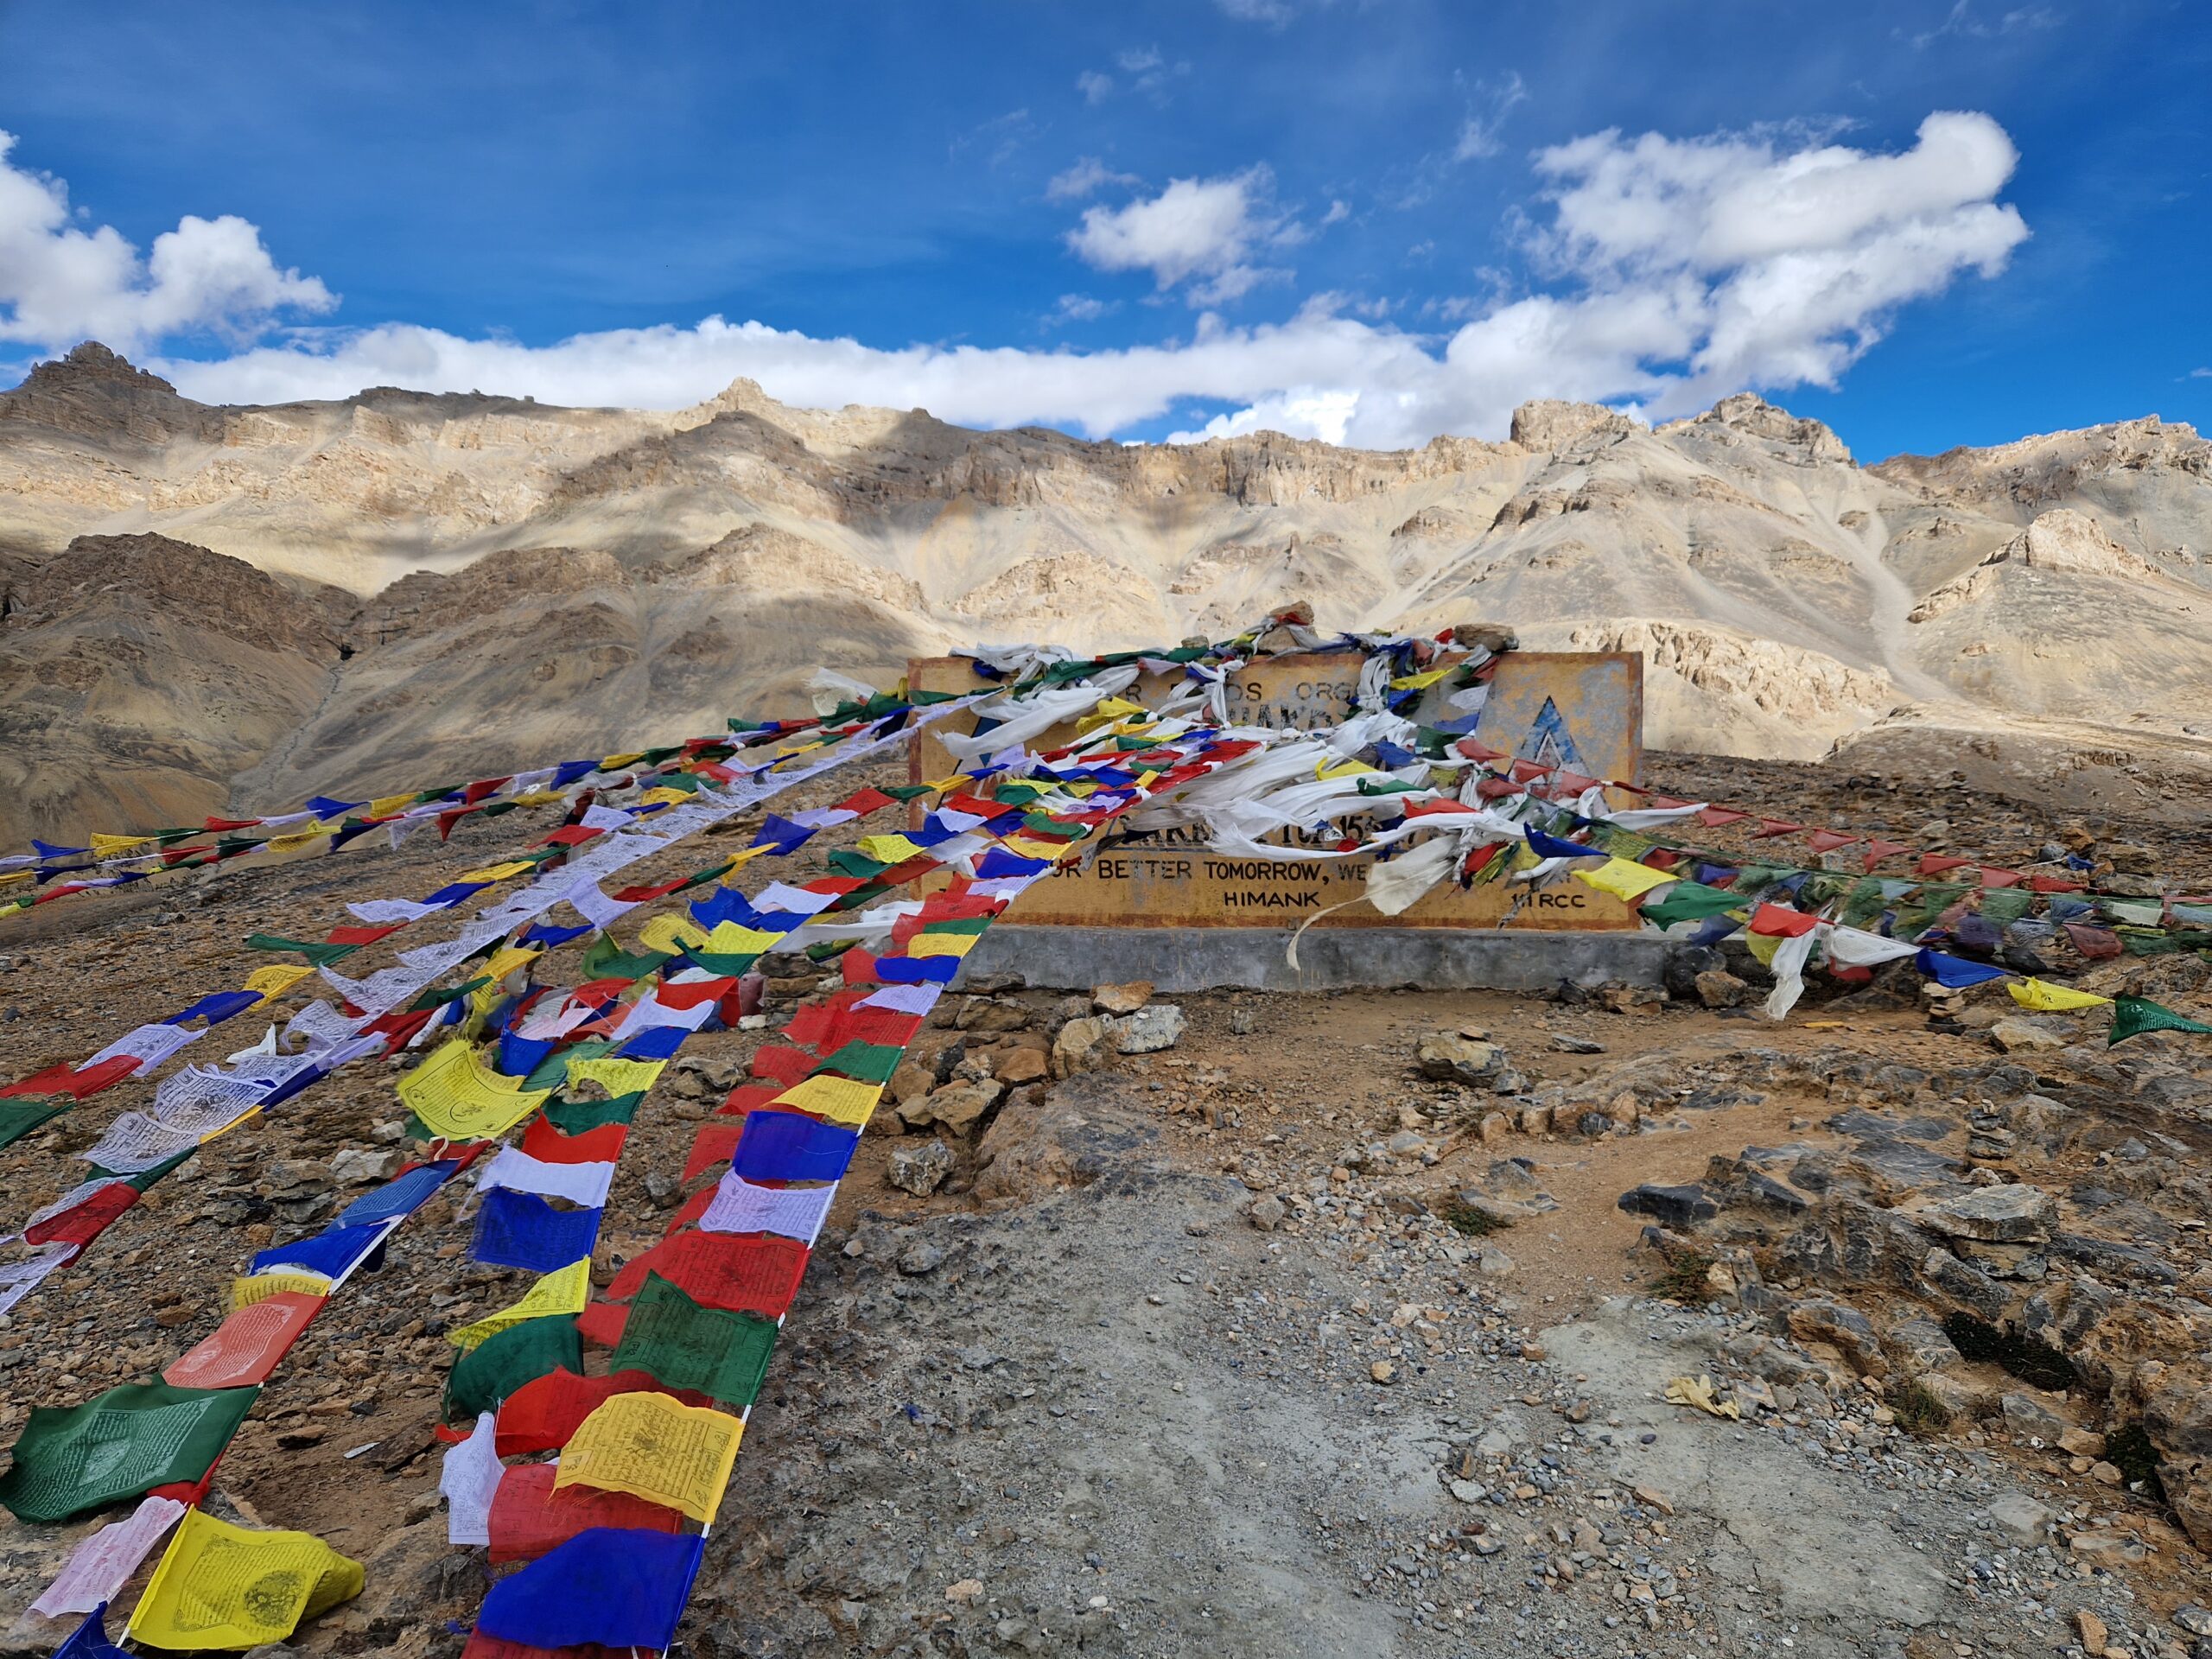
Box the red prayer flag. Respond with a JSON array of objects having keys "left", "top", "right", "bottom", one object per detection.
[
  {"left": 163, "top": 1293, "right": 325, "bottom": 1389},
  {"left": 486, "top": 1462, "right": 684, "bottom": 1564},
  {"left": 683, "top": 1122, "right": 745, "bottom": 1183},
  {"left": 1697, "top": 808, "right": 1751, "bottom": 828},
  {"left": 519, "top": 1119, "right": 627, "bottom": 1166},
  {"left": 601, "top": 1230, "right": 810, "bottom": 1315},
  {"left": 1747, "top": 903, "right": 1821, "bottom": 938},
  {"left": 493, "top": 1368, "right": 697, "bottom": 1458}
]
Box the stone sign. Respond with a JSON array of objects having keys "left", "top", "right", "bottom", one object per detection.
[{"left": 908, "top": 650, "right": 1643, "bottom": 931}]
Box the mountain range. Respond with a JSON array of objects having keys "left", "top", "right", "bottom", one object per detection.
[{"left": 2, "top": 340, "right": 2208, "bottom": 845}]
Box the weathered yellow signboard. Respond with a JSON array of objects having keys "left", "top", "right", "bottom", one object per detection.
[{"left": 909, "top": 650, "right": 1643, "bottom": 931}]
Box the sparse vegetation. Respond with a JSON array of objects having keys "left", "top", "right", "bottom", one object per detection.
[
  {"left": 1441, "top": 1198, "right": 1513, "bottom": 1237},
  {"left": 1889, "top": 1378, "right": 1954, "bottom": 1438},
  {"left": 1650, "top": 1248, "right": 1718, "bottom": 1302}
]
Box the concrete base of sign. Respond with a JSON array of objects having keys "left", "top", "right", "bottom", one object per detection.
[{"left": 961, "top": 925, "right": 1675, "bottom": 994}]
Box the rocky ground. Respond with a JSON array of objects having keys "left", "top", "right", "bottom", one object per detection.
[{"left": 0, "top": 749, "right": 2209, "bottom": 1659}]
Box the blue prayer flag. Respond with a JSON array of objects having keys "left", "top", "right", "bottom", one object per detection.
[
  {"left": 1524, "top": 827, "right": 1600, "bottom": 861},
  {"left": 335, "top": 1161, "right": 455, "bottom": 1227},
  {"left": 251, "top": 1219, "right": 389, "bottom": 1280},
  {"left": 472, "top": 1188, "right": 603, "bottom": 1274},
  {"left": 1915, "top": 949, "right": 2011, "bottom": 989},
  {"left": 476, "top": 1529, "right": 705, "bottom": 1650},
  {"left": 166, "top": 989, "right": 262, "bottom": 1027},
  {"left": 54, "top": 1603, "right": 132, "bottom": 1659},
  {"left": 734, "top": 1111, "right": 859, "bottom": 1184}
]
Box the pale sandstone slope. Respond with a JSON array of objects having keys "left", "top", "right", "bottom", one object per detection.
[{"left": 0, "top": 342, "right": 2208, "bottom": 840}]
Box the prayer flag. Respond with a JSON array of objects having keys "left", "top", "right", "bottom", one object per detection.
[
  {"left": 474, "top": 1528, "right": 704, "bottom": 1652},
  {"left": 487, "top": 1460, "right": 683, "bottom": 1563},
  {"left": 2007, "top": 978, "right": 2113, "bottom": 1014},
  {"left": 448, "top": 1259, "right": 592, "bottom": 1351},
  {"left": 611, "top": 1273, "right": 779, "bottom": 1408},
  {"left": 472, "top": 1187, "right": 605, "bottom": 1275},
  {"left": 555, "top": 1391, "right": 744, "bottom": 1522},
  {"left": 445, "top": 1317, "right": 583, "bottom": 1422},
  {"left": 127, "top": 1508, "right": 362, "bottom": 1649},
  {"left": 2108, "top": 995, "right": 2212, "bottom": 1046},
  {"left": 0, "top": 1382, "right": 259, "bottom": 1523},
  {"left": 1573, "top": 858, "right": 1677, "bottom": 902},
  {"left": 163, "top": 1293, "right": 325, "bottom": 1389}
]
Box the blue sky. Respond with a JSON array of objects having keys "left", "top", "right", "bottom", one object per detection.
[{"left": 0, "top": 0, "right": 2205, "bottom": 458}]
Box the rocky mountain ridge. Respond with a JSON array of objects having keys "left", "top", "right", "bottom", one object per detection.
[{"left": 1, "top": 341, "right": 2209, "bottom": 842}]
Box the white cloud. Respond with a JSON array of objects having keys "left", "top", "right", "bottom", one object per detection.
[
  {"left": 1214, "top": 0, "right": 1298, "bottom": 22},
  {"left": 1046, "top": 157, "right": 1139, "bottom": 202},
  {"left": 2189, "top": 366, "right": 2212, "bottom": 379},
  {"left": 1050, "top": 293, "right": 1116, "bottom": 323},
  {"left": 1167, "top": 387, "right": 1361, "bottom": 445},
  {"left": 1066, "top": 168, "right": 1292, "bottom": 304},
  {"left": 1117, "top": 47, "right": 1164, "bottom": 74},
  {"left": 1525, "top": 110, "right": 2028, "bottom": 408},
  {"left": 1454, "top": 72, "right": 1529, "bottom": 162},
  {"left": 1320, "top": 199, "right": 1351, "bottom": 226},
  {"left": 1076, "top": 70, "right": 1113, "bottom": 105},
  {"left": 0, "top": 130, "right": 333, "bottom": 353},
  {"left": 6, "top": 110, "right": 2024, "bottom": 460}
]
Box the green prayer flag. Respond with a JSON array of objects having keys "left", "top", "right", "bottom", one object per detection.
[
  {"left": 612, "top": 1274, "right": 778, "bottom": 1408},
  {"left": 444, "top": 1316, "right": 581, "bottom": 1421},
  {"left": 2108, "top": 995, "right": 2212, "bottom": 1046},
  {"left": 880, "top": 784, "right": 932, "bottom": 801},
  {"left": 543, "top": 1090, "right": 646, "bottom": 1135},
  {"left": 825, "top": 849, "right": 890, "bottom": 880},
  {"left": 1637, "top": 882, "right": 1749, "bottom": 928},
  {"left": 0, "top": 1382, "right": 258, "bottom": 1523},
  {"left": 0, "top": 1099, "right": 68, "bottom": 1148},
  {"left": 683, "top": 950, "right": 763, "bottom": 977},
  {"left": 245, "top": 934, "right": 359, "bottom": 967},
  {"left": 810, "top": 1041, "right": 903, "bottom": 1084},
  {"left": 579, "top": 935, "right": 670, "bottom": 982},
  {"left": 918, "top": 916, "right": 991, "bottom": 936}
]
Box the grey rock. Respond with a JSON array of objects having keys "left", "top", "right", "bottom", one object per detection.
[
  {"left": 1921, "top": 1183, "right": 2058, "bottom": 1244},
  {"left": 1416, "top": 1033, "right": 1504, "bottom": 1084},
  {"left": 1247, "top": 1194, "right": 1287, "bottom": 1232},
  {"left": 887, "top": 1139, "right": 955, "bottom": 1198},
  {"left": 896, "top": 1239, "right": 947, "bottom": 1275},
  {"left": 1618, "top": 1184, "right": 1719, "bottom": 1228},
  {"left": 1112, "top": 1004, "right": 1185, "bottom": 1054},
  {"left": 1986, "top": 1492, "right": 2052, "bottom": 1545}
]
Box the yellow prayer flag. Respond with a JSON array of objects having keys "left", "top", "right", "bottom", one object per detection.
[
  {"left": 456, "top": 860, "right": 537, "bottom": 883},
  {"left": 718, "top": 844, "right": 772, "bottom": 881},
  {"left": 555, "top": 1391, "right": 745, "bottom": 1522},
  {"left": 0, "top": 871, "right": 29, "bottom": 888},
  {"left": 243, "top": 965, "right": 315, "bottom": 1005},
  {"left": 638, "top": 914, "right": 709, "bottom": 956},
  {"left": 702, "top": 921, "right": 784, "bottom": 955},
  {"left": 511, "top": 790, "right": 566, "bottom": 806},
  {"left": 397, "top": 1039, "right": 550, "bottom": 1141},
  {"left": 564, "top": 1055, "right": 665, "bottom": 1101},
  {"left": 907, "top": 932, "right": 981, "bottom": 960},
  {"left": 129, "top": 1508, "right": 362, "bottom": 1650},
  {"left": 365, "top": 792, "right": 416, "bottom": 817},
  {"left": 925, "top": 772, "right": 969, "bottom": 792},
  {"left": 1389, "top": 664, "right": 1455, "bottom": 691},
  {"left": 480, "top": 945, "right": 542, "bottom": 986},
  {"left": 1314, "top": 759, "right": 1375, "bottom": 782},
  {"left": 638, "top": 786, "right": 691, "bottom": 807},
  {"left": 1743, "top": 929, "right": 1783, "bottom": 968},
  {"left": 263, "top": 830, "right": 328, "bottom": 855},
  {"left": 448, "top": 1257, "right": 591, "bottom": 1351},
  {"left": 599, "top": 750, "right": 645, "bottom": 770},
  {"left": 231, "top": 1270, "right": 334, "bottom": 1312},
  {"left": 772, "top": 1074, "right": 884, "bottom": 1127},
  {"left": 2008, "top": 977, "right": 2113, "bottom": 1013},
  {"left": 90, "top": 832, "right": 152, "bottom": 858},
  {"left": 995, "top": 836, "right": 1068, "bottom": 862},
  {"left": 1573, "top": 858, "right": 1680, "bottom": 902},
  {"left": 855, "top": 834, "right": 927, "bottom": 865}
]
